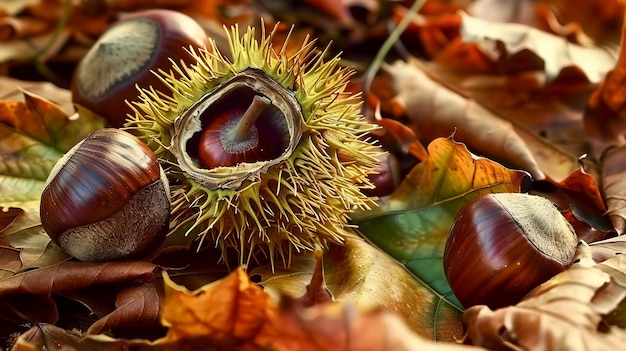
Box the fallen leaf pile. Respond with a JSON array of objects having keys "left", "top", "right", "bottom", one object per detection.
[{"left": 1, "top": 0, "right": 626, "bottom": 350}]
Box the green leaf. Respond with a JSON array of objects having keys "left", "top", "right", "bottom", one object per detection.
[
  {"left": 352, "top": 137, "right": 528, "bottom": 309},
  {"left": 324, "top": 238, "right": 464, "bottom": 341}
]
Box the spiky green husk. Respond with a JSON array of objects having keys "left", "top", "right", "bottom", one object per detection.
[{"left": 125, "top": 24, "right": 381, "bottom": 265}]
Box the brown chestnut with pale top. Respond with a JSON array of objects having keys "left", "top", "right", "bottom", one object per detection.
[
  {"left": 71, "top": 9, "right": 209, "bottom": 127},
  {"left": 40, "top": 128, "right": 170, "bottom": 261},
  {"left": 443, "top": 193, "right": 578, "bottom": 309}
]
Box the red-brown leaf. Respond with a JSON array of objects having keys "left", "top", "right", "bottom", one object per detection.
[
  {"left": 86, "top": 283, "right": 161, "bottom": 335},
  {"left": 0, "top": 261, "right": 158, "bottom": 298}
]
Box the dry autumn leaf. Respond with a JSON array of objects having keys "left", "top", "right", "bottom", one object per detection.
[
  {"left": 157, "top": 267, "right": 277, "bottom": 347},
  {"left": 455, "top": 11, "right": 616, "bottom": 84},
  {"left": 86, "top": 282, "right": 161, "bottom": 335},
  {"left": 582, "top": 7, "right": 626, "bottom": 234},
  {"left": 383, "top": 59, "right": 545, "bottom": 180},
  {"left": 254, "top": 238, "right": 465, "bottom": 341},
  {"left": 0, "top": 261, "right": 158, "bottom": 298},
  {"left": 529, "top": 166, "right": 612, "bottom": 240},
  {"left": 2, "top": 1, "right": 626, "bottom": 350},
  {"left": 463, "top": 242, "right": 626, "bottom": 350}
]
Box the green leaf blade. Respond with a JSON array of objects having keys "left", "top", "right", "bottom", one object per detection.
[{"left": 353, "top": 138, "right": 528, "bottom": 310}]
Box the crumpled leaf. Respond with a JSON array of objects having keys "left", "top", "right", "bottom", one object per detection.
[
  {"left": 455, "top": 11, "right": 616, "bottom": 84},
  {"left": 86, "top": 283, "right": 161, "bottom": 335},
  {"left": 12, "top": 302, "right": 485, "bottom": 351},
  {"left": 352, "top": 137, "right": 528, "bottom": 309},
  {"left": 463, "top": 242, "right": 626, "bottom": 350},
  {"left": 384, "top": 59, "right": 546, "bottom": 180},
  {"left": 12, "top": 267, "right": 477, "bottom": 351},
  {"left": 397, "top": 8, "right": 613, "bottom": 174},
  {"left": 583, "top": 11, "right": 626, "bottom": 160},
  {"left": 262, "top": 299, "right": 483, "bottom": 351},
  {"left": 530, "top": 166, "right": 612, "bottom": 239},
  {"left": 158, "top": 267, "right": 276, "bottom": 347}
]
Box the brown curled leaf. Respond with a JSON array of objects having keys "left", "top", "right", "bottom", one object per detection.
[
  {"left": 0, "top": 261, "right": 158, "bottom": 298},
  {"left": 463, "top": 242, "right": 626, "bottom": 350},
  {"left": 86, "top": 282, "right": 161, "bottom": 335},
  {"left": 385, "top": 59, "right": 545, "bottom": 180}
]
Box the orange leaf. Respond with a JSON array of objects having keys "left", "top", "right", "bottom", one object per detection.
[
  {"left": 159, "top": 267, "right": 278, "bottom": 346},
  {"left": 265, "top": 300, "right": 485, "bottom": 351}
]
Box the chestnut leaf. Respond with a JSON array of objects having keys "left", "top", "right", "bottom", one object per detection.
[
  {"left": 352, "top": 137, "right": 528, "bottom": 310},
  {"left": 0, "top": 245, "right": 21, "bottom": 279},
  {"left": 0, "top": 206, "right": 22, "bottom": 232},
  {"left": 530, "top": 167, "right": 613, "bottom": 239},
  {"left": 0, "top": 200, "right": 70, "bottom": 269}
]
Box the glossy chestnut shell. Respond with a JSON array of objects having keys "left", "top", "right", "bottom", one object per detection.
[
  {"left": 40, "top": 128, "right": 170, "bottom": 261},
  {"left": 71, "top": 9, "right": 209, "bottom": 127},
  {"left": 443, "top": 193, "right": 578, "bottom": 309}
]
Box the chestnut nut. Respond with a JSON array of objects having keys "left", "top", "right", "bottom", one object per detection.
[
  {"left": 71, "top": 9, "right": 209, "bottom": 127},
  {"left": 443, "top": 193, "right": 578, "bottom": 309},
  {"left": 40, "top": 128, "right": 171, "bottom": 261}
]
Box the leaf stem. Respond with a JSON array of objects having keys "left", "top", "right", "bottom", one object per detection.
[{"left": 363, "top": 0, "right": 429, "bottom": 94}]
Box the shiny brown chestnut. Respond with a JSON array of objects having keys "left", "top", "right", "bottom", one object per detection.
[
  {"left": 443, "top": 193, "right": 578, "bottom": 309},
  {"left": 40, "top": 128, "right": 170, "bottom": 261},
  {"left": 71, "top": 9, "right": 209, "bottom": 127},
  {"left": 196, "top": 94, "right": 287, "bottom": 168}
]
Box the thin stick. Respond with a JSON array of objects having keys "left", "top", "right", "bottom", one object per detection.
[{"left": 362, "top": 0, "right": 428, "bottom": 94}]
